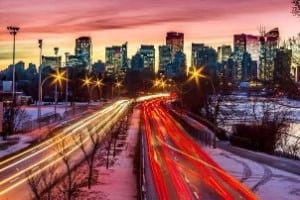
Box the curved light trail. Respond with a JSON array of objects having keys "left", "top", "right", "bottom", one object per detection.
[
  {"left": 142, "top": 98, "right": 258, "bottom": 200},
  {"left": 0, "top": 100, "right": 132, "bottom": 199}
]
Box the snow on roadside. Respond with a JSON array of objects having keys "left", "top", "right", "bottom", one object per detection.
[
  {"left": 202, "top": 146, "right": 300, "bottom": 200},
  {"left": 78, "top": 108, "right": 140, "bottom": 200},
  {"left": 0, "top": 135, "right": 32, "bottom": 158}
]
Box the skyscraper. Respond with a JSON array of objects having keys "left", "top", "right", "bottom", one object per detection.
[
  {"left": 233, "top": 34, "right": 260, "bottom": 81},
  {"left": 159, "top": 45, "right": 171, "bottom": 74},
  {"left": 191, "top": 43, "right": 217, "bottom": 68},
  {"left": 262, "top": 28, "right": 280, "bottom": 81},
  {"left": 121, "top": 42, "right": 128, "bottom": 71},
  {"left": 139, "top": 45, "right": 155, "bottom": 72},
  {"left": 217, "top": 45, "right": 232, "bottom": 63},
  {"left": 166, "top": 32, "right": 184, "bottom": 59},
  {"left": 42, "top": 56, "right": 61, "bottom": 69},
  {"left": 75, "top": 36, "right": 92, "bottom": 67},
  {"left": 105, "top": 46, "right": 122, "bottom": 76}
]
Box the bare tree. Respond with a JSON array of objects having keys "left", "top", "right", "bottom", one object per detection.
[
  {"left": 73, "top": 126, "right": 102, "bottom": 189},
  {"left": 54, "top": 137, "right": 79, "bottom": 200},
  {"left": 26, "top": 164, "right": 58, "bottom": 200},
  {"left": 279, "top": 132, "right": 300, "bottom": 159},
  {"left": 292, "top": 0, "right": 300, "bottom": 17},
  {"left": 106, "top": 129, "right": 115, "bottom": 169},
  {"left": 40, "top": 164, "right": 58, "bottom": 200},
  {"left": 26, "top": 169, "right": 43, "bottom": 200},
  {"left": 2, "top": 102, "right": 30, "bottom": 140}
]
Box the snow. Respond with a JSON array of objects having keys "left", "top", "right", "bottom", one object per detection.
[
  {"left": 77, "top": 107, "right": 140, "bottom": 200},
  {"left": 0, "top": 135, "right": 32, "bottom": 158},
  {"left": 0, "top": 103, "right": 99, "bottom": 160},
  {"left": 202, "top": 145, "right": 300, "bottom": 200},
  {"left": 24, "top": 106, "right": 66, "bottom": 120}
]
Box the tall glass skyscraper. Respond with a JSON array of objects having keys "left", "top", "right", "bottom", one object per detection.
[
  {"left": 75, "top": 36, "right": 92, "bottom": 67},
  {"left": 166, "top": 32, "right": 184, "bottom": 59}
]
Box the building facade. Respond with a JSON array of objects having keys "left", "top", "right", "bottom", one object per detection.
[
  {"left": 75, "top": 36, "right": 92, "bottom": 67},
  {"left": 166, "top": 32, "right": 184, "bottom": 59},
  {"left": 158, "top": 45, "right": 172, "bottom": 74},
  {"left": 139, "top": 45, "right": 155, "bottom": 72}
]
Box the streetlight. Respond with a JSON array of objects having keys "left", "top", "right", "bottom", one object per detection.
[
  {"left": 82, "top": 76, "right": 92, "bottom": 104},
  {"left": 7, "top": 26, "right": 20, "bottom": 101},
  {"left": 94, "top": 78, "right": 104, "bottom": 101},
  {"left": 115, "top": 81, "right": 122, "bottom": 97},
  {"left": 39, "top": 70, "right": 66, "bottom": 124},
  {"left": 64, "top": 52, "right": 69, "bottom": 112},
  {"left": 37, "top": 39, "right": 43, "bottom": 126},
  {"left": 112, "top": 81, "right": 122, "bottom": 98},
  {"left": 54, "top": 47, "right": 59, "bottom": 118},
  {"left": 188, "top": 66, "right": 217, "bottom": 148},
  {"left": 188, "top": 67, "right": 207, "bottom": 87}
]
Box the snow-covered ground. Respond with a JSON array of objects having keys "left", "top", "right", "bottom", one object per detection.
[
  {"left": 203, "top": 146, "right": 300, "bottom": 200},
  {"left": 77, "top": 108, "right": 140, "bottom": 200},
  {"left": 24, "top": 105, "right": 66, "bottom": 120},
  {"left": 0, "top": 103, "right": 97, "bottom": 160}
]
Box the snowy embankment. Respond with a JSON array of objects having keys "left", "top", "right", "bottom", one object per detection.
[
  {"left": 78, "top": 108, "right": 140, "bottom": 200},
  {"left": 0, "top": 104, "right": 95, "bottom": 160},
  {"left": 203, "top": 147, "right": 300, "bottom": 200},
  {"left": 0, "top": 106, "right": 65, "bottom": 159}
]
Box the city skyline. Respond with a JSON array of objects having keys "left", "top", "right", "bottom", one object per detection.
[{"left": 0, "top": 0, "right": 299, "bottom": 70}]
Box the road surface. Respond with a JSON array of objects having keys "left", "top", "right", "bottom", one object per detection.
[
  {"left": 142, "top": 98, "right": 257, "bottom": 200},
  {"left": 0, "top": 99, "right": 131, "bottom": 200}
]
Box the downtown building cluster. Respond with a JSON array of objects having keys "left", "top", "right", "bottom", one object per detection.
[{"left": 23, "top": 28, "right": 296, "bottom": 87}]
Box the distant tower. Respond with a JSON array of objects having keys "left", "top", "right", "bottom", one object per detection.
[
  {"left": 258, "top": 27, "right": 280, "bottom": 81},
  {"left": 139, "top": 45, "right": 155, "bottom": 73},
  {"left": 158, "top": 45, "right": 171, "bottom": 74},
  {"left": 166, "top": 32, "right": 184, "bottom": 59},
  {"left": 75, "top": 36, "right": 92, "bottom": 68}
]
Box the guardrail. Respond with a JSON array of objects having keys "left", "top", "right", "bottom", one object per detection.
[
  {"left": 166, "top": 107, "right": 217, "bottom": 148},
  {"left": 139, "top": 120, "right": 147, "bottom": 200},
  {"left": 20, "top": 105, "right": 89, "bottom": 133},
  {"left": 139, "top": 119, "right": 158, "bottom": 200}
]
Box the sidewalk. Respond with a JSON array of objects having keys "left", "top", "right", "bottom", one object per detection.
[{"left": 77, "top": 107, "right": 140, "bottom": 200}]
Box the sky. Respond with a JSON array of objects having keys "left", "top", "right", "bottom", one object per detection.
[{"left": 0, "top": 0, "right": 299, "bottom": 70}]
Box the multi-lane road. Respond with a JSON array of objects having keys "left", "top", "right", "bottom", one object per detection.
[
  {"left": 0, "top": 100, "right": 131, "bottom": 200},
  {"left": 142, "top": 98, "right": 258, "bottom": 200}
]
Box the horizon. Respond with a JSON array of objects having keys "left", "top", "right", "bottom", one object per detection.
[{"left": 0, "top": 0, "right": 299, "bottom": 70}]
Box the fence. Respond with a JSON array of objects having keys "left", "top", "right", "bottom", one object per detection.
[
  {"left": 167, "top": 107, "right": 217, "bottom": 148},
  {"left": 20, "top": 105, "right": 89, "bottom": 133}
]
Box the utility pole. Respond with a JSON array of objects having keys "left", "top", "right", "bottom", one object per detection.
[
  {"left": 38, "top": 39, "right": 43, "bottom": 128},
  {"left": 54, "top": 47, "right": 59, "bottom": 120},
  {"left": 7, "top": 26, "right": 20, "bottom": 101}
]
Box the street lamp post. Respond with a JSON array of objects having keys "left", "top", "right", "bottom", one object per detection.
[
  {"left": 54, "top": 47, "right": 59, "bottom": 119},
  {"left": 40, "top": 71, "right": 65, "bottom": 124},
  {"left": 64, "top": 52, "right": 69, "bottom": 113},
  {"left": 95, "top": 78, "right": 104, "bottom": 101},
  {"left": 7, "top": 26, "right": 20, "bottom": 101},
  {"left": 188, "top": 67, "right": 217, "bottom": 148},
  {"left": 38, "top": 39, "right": 43, "bottom": 128},
  {"left": 83, "top": 76, "right": 92, "bottom": 105}
]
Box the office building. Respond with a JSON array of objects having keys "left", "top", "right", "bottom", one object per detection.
[
  {"left": 261, "top": 28, "right": 280, "bottom": 81},
  {"left": 42, "top": 56, "right": 61, "bottom": 69},
  {"left": 217, "top": 45, "right": 232, "bottom": 63},
  {"left": 191, "top": 43, "right": 217, "bottom": 68},
  {"left": 166, "top": 32, "right": 184, "bottom": 59},
  {"left": 75, "top": 36, "right": 92, "bottom": 66},
  {"left": 158, "top": 45, "right": 172, "bottom": 74},
  {"left": 139, "top": 45, "right": 155, "bottom": 72},
  {"left": 105, "top": 46, "right": 122, "bottom": 75}
]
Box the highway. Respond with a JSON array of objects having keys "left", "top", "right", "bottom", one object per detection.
[
  {"left": 142, "top": 98, "right": 258, "bottom": 200},
  {"left": 0, "top": 99, "right": 132, "bottom": 200}
]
